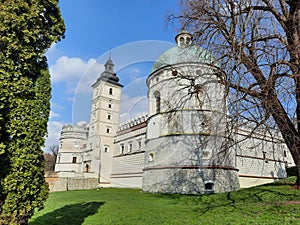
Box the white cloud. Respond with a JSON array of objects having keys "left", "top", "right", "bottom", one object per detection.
[
  {"left": 43, "top": 120, "right": 64, "bottom": 151},
  {"left": 49, "top": 56, "right": 104, "bottom": 94},
  {"left": 74, "top": 58, "right": 104, "bottom": 94},
  {"left": 51, "top": 101, "right": 64, "bottom": 110},
  {"left": 45, "top": 43, "right": 60, "bottom": 64},
  {"left": 49, "top": 110, "right": 60, "bottom": 119},
  {"left": 50, "top": 56, "right": 90, "bottom": 82},
  {"left": 130, "top": 68, "right": 140, "bottom": 74},
  {"left": 66, "top": 96, "right": 74, "bottom": 102},
  {"left": 120, "top": 94, "right": 148, "bottom": 123}
]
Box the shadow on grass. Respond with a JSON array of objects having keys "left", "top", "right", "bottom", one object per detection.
[
  {"left": 29, "top": 201, "right": 104, "bottom": 225},
  {"left": 148, "top": 177, "right": 300, "bottom": 214}
]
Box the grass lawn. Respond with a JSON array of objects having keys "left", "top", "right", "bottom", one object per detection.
[{"left": 29, "top": 177, "right": 300, "bottom": 225}]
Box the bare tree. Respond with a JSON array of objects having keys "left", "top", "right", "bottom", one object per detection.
[
  {"left": 171, "top": 0, "right": 300, "bottom": 186},
  {"left": 44, "top": 145, "right": 59, "bottom": 172},
  {"left": 49, "top": 144, "right": 59, "bottom": 157}
]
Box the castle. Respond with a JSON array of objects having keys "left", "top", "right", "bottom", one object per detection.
[{"left": 54, "top": 31, "right": 293, "bottom": 194}]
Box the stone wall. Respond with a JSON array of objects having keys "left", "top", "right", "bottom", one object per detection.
[
  {"left": 142, "top": 168, "right": 240, "bottom": 194},
  {"left": 45, "top": 172, "right": 60, "bottom": 192},
  {"left": 46, "top": 173, "right": 98, "bottom": 192}
]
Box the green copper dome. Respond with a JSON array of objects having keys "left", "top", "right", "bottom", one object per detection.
[{"left": 151, "top": 45, "right": 214, "bottom": 74}]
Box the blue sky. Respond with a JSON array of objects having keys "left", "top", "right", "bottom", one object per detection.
[{"left": 44, "top": 0, "right": 181, "bottom": 151}]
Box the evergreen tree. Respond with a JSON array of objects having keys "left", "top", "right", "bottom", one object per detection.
[{"left": 0, "top": 0, "right": 65, "bottom": 224}]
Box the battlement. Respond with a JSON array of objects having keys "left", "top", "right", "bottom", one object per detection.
[
  {"left": 60, "top": 122, "right": 88, "bottom": 140},
  {"left": 119, "top": 114, "right": 148, "bottom": 131}
]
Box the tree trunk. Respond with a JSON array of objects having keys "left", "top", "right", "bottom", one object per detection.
[{"left": 296, "top": 164, "right": 300, "bottom": 188}]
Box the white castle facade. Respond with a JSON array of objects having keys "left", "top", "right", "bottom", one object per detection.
[{"left": 54, "top": 32, "right": 293, "bottom": 194}]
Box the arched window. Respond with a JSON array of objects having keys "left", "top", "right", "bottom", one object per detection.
[
  {"left": 154, "top": 91, "right": 161, "bottom": 113},
  {"left": 109, "top": 88, "right": 113, "bottom": 95},
  {"left": 179, "top": 37, "right": 184, "bottom": 46},
  {"left": 186, "top": 37, "right": 191, "bottom": 45},
  {"left": 195, "top": 89, "right": 204, "bottom": 109},
  {"left": 149, "top": 152, "right": 154, "bottom": 162}
]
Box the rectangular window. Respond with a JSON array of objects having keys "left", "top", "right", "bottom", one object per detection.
[
  {"left": 262, "top": 151, "right": 268, "bottom": 163},
  {"left": 74, "top": 141, "right": 79, "bottom": 149},
  {"left": 129, "top": 143, "right": 132, "bottom": 152},
  {"left": 104, "top": 146, "right": 109, "bottom": 153},
  {"left": 108, "top": 114, "right": 111, "bottom": 120},
  {"left": 109, "top": 88, "right": 113, "bottom": 95},
  {"left": 106, "top": 128, "right": 110, "bottom": 133},
  {"left": 108, "top": 104, "right": 112, "bottom": 108},
  {"left": 137, "top": 140, "right": 142, "bottom": 150},
  {"left": 72, "top": 157, "right": 77, "bottom": 163},
  {"left": 121, "top": 145, "right": 124, "bottom": 154}
]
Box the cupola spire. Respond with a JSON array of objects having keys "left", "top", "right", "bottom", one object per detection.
[
  {"left": 104, "top": 56, "right": 114, "bottom": 73},
  {"left": 96, "top": 56, "right": 123, "bottom": 87}
]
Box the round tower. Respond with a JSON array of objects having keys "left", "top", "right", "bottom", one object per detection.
[
  {"left": 142, "top": 31, "right": 240, "bottom": 194},
  {"left": 55, "top": 122, "right": 88, "bottom": 174}
]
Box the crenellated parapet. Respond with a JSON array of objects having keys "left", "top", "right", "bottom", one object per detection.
[
  {"left": 119, "top": 114, "right": 148, "bottom": 131},
  {"left": 60, "top": 123, "right": 88, "bottom": 140}
]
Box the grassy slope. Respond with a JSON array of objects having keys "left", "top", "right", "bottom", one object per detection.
[{"left": 29, "top": 177, "right": 300, "bottom": 225}]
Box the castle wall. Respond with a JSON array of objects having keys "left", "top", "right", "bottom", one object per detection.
[
  {"left": 143, "top": 168, "right": 239, "bottom": 194},
  {"left": 143, "top": 133, "right": 240, "bottom": 193},
  {"left": 110, "top": 153, "right": 145, "bottom": 188},
  {"left": 233, "top": 128, "right": 291, "bottom": 188},
  {"left": 110, "top": 121, "right": 147, "bottom": 188}
]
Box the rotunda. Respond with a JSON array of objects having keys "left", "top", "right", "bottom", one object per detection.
[{"left": 142, "top": 31, "right": 240, "bottom": 194}]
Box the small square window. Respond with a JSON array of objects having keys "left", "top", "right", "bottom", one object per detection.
[{"left": 204, "top": 182, "right": 214, "bottom": 194}]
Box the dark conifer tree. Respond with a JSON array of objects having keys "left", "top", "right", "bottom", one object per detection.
[{"left": 0, "top": 1, "right": 65, "bottom": 224}]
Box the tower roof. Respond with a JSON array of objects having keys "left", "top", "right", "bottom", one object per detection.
[{"left": 96, "top": 57, "right": 123, "bottom": 87}]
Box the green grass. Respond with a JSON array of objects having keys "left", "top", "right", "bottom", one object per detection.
[{"left": 29, "top": 177, "right": 300, "bottom": 225}]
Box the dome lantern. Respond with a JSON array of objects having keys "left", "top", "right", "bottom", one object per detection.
[{"left": 175, "top": 30, "right": 193, "bottom": 47}]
